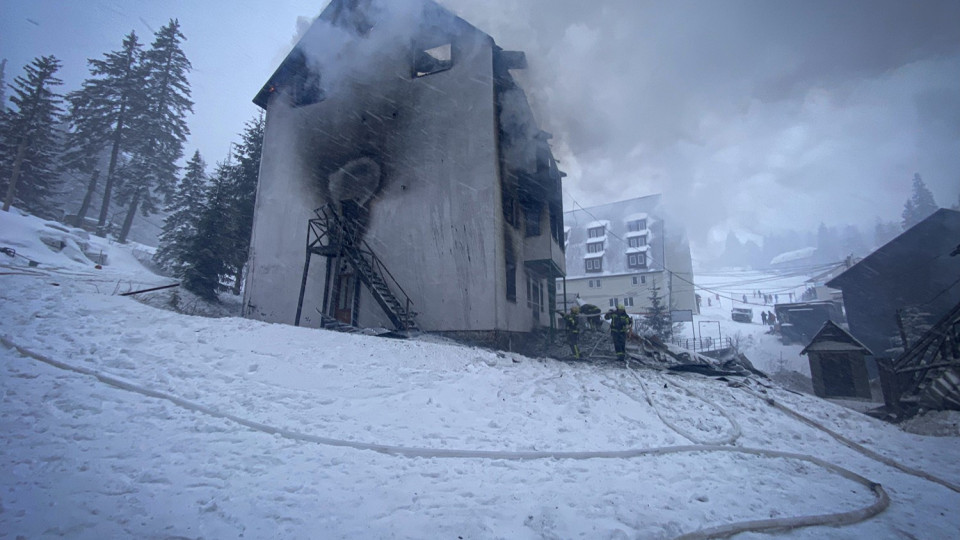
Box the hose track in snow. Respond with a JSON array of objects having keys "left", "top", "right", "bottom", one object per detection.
[
  {"left": 616, "top": 357, "right": 742, "bottom": 445},
  {"left": 2, "top": 336, "right": 890, "bottom": 539}
]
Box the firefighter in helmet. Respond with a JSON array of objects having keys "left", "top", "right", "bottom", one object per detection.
[
  {"left": 605, "top": 304, "right": 632, "bottom": 362},
  {"left": 562, "top": 306, "right": 581, "bottom": 359}
]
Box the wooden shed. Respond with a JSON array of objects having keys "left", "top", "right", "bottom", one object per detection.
[{"left": 801, "top": 320, "right": 873, "bottom": 399}]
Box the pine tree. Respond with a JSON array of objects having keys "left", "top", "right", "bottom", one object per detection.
[
  {"left": 640, "top": 278, "right": 672, "bottom": 341},
  {"left": 0, "top": 58, "right": 7, "bottom": 114},
  {"left": 223, "top": 112, "right": 264, "bottom": 294},
  {"left": 117, "top": 19, "right": 193, "bottom": 244},
  {"left": 901, "top": 173, "right": 939, "bottom": 230},
  {"left": 154, "top": 150, "right": 207, "bottom": 273},
  {"left": 181, "top": 161, "right": 232, "bottom": 300},
  {"left": 67, "top": 31, "right": 146, "bottom": 236},
  {"left": 1, "top": 56, "right": 64, "bottom": 216}
]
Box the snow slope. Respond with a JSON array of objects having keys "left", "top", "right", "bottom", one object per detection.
[{"left": 1, "top": 209, "right": 958, "bottom": 539}]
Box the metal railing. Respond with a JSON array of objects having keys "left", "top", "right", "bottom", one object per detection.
[
  {"left": 308, "top": 204, "right": 416, "bottom": 329},
  {"left": 671, "top": 336, "right": 734, "bottom": 353}
]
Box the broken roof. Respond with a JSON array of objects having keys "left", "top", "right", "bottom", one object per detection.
[
  {"left": 253, "top": 0, "right": 490, "bottom": 109},
  {"left": 828, "top": 208, "right": 960, "bottom": 289}
]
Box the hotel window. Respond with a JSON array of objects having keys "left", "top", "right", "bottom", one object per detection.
[
  {"left": 628, "top": 235, "right": 647, "bottom": 248},
  {"left": 628, "top": 252, "right": 647, "bottom": 268},
  {"left": 588, "top": 226, "right": 604, "bottom": 238},
  {"left": 628, "top": 219, "right": 647, "bottom": 232},
  {"left": 585, "top": 257, "right": 602, "bottom": 273},
  {"left": 587, "top": 241, "right": 603, "bottom": 253},
  {"left": 624, "top": 297, "right": 634, "bottom": 307}
]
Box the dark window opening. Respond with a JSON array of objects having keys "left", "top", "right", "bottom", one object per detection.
[
  {"left": 523, "top": 202, "right": 542, "bottom": 237},
  {"left": 506, "top": 262, "right": 516, "bottom": 301},
  {"left": 585, "top": 257, "right": 602, "bottom": 273},
  {"left": 587, "top": 241, "right": 603, "bottom": 253},
  {"left": 632, "top": 275, "right": 646, "bottom": 285},
  {"left": 628, "top": 235, "right": 647, "bottom": 248},
  {"left": 502, "top": 193, "right": 520, "bottom": 228},
  {"left": 624, "top": 297, "right": 634, "bottom": 307},
  {"left": 628, "top": 219, "right": 647, "bottom": 232},
  {"left": 588, "top": 226, "right": 604, "bottom": 238},
  {"left": 414, "top": 43, "right": 453, "bottom": 78}
]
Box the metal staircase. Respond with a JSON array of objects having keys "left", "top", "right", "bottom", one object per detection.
[{"left": 299, "top": 204, "right": 418, "bottom": 332}]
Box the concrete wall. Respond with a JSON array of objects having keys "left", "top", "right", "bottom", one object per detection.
[{"left": 243, "top": 12, "right": 550, "bottom": 333}]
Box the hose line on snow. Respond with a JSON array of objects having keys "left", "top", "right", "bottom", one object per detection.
[
  {"left": 741, "top": 385, "right": 960, "bottom": 494},
  {"left": 2, "top": 336, "right": 890, "bottom": 539}
]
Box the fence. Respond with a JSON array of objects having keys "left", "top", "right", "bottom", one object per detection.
[{"left": 670, "top": 336, "right": 735, "bottom": 354}]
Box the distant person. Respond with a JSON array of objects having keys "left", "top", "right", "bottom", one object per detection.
[
  {"left": 742, "top": 294, "right": 747, "bottom": 303},
  {"left": 707, "top": 297, "right": 712, "bottom": 307},
  {"left": 775, "top": 294, "right": 779, "bottom": 303},
  {"left": 696, "top": 294, "right": 702, "bottom": 309},
  {"left": 563, "top": 307, "right": 581, "bottom": 359},
  {"left": 761, "top": 311, "right": 768, "bottom": 325},
  {"left": 768, "top": 311, "right": 776, "bottom": 325},
  {"left": 605, "top": 305, "right": 632, "bottom": 362},
  {"left": 789, "top": 292, "right": 794, "bottom": 302}
]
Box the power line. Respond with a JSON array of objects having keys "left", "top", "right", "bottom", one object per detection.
[{"left": 563, "top": 191, "right": 824, "bottom": 306}]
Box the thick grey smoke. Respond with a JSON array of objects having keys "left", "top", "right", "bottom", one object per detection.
[
  {"left": 439, "top": 0, "right": 960, "bottom": 252},
  {"left": 290, "top": 0, "right": 960, "bottom": 253}
]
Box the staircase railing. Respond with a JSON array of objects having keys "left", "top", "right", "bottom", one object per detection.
[{"left": 307, "top": 204, "right": 417, "bottom": 331}]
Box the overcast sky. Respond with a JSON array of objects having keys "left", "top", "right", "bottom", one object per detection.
[{"left": 2, "top": 0, "right": 958, "bottom": 252}]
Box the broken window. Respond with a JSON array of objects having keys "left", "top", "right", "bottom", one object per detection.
[
  {"left": 628, "top": 219, "right": 647, "bottom": 232},
  {"left": 588, "top": 226, "right": 604, "bottom": 238},
  {"left": 628, "top": 236, "right": 647, "bottom": 248},
  {"left": 413, "top": 43, "right": 453, "bottom": 78},
  {"left": 628, "top": 253, "right": 647, "bottom": 268},
  {"left": 585, "top": 257, "right": 602, "bottom": 273},
  {"left": 587, "top": 241, "right": 603, "bottom": 253}
]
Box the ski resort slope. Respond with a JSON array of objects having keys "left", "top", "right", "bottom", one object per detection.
[{"left": 1, "top": 209, "right": 958, "bottom": 539}]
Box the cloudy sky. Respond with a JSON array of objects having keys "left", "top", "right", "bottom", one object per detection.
[{"left": 2, "top": 0, "right": 959, "bottom": 251}]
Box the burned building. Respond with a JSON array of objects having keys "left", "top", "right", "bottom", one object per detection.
[
  {"left": 827, "top": 209, "right": 960, "bottom": 358},
  {"left": 242, "top": 0, "right": 565, "bottom": 339}
]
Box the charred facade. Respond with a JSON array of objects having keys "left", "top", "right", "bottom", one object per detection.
[{"left": 243, "top": 0, "right": 565, "bottom": 336}]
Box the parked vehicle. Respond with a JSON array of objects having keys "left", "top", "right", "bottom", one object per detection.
[{"left": 731, "top": 307, "right": 753, "bottom": 323}]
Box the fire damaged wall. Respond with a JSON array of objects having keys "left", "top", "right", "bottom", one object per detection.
[{"left": 244, "top": 0, "right": 562, "bottom": 334}]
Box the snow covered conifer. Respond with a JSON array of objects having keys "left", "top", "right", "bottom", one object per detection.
[
  {"left": 901, "top": 173, "right": 938, "bottom": 230},
  {"left": 154, "top": 150, "right": 206, "bottom": 273},
  {"left": 0, "top": 55, "right": 65, "bottom": 217},
  {"left": 181, "top": 161, "right": 231, "bottom": 300},
  {"left": 67, "top": 32, "right": 146, "bottom": 236},
  {"left": 117, "top": 19, "right": 193, "bottom": 244},
  {"left": 639, "top": 277, "right": 673, "bottom": 341}
]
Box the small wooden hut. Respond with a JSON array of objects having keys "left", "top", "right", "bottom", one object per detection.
[{"left": 801, "top": 320, "right": 873, "bottom": 399}]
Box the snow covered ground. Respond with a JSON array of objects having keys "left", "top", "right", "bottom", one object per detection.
[
  {"left": 690, "top": 269, "right": 814, "bottom": 378},
  {"left": 2, "top": 208, "right": 959, "bottom": 539}
]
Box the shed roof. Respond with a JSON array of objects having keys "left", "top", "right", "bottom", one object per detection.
[{"left": 801, "top": 320, "right": 874, "bottom": 356}]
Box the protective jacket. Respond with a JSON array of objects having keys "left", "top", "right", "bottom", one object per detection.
[
  {"left": 563, "top": 313, "right": 580, "bottom": 334},
  {"left": 608, "top": 310, "right": 631, "bottom": 335}
]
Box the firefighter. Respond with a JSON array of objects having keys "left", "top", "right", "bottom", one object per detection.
[
  {"left": 605, "top": 304, "right": 632, "bottom": 362},
  {"left": 563, "top": 306, "right": 581, "bottom": 359}
]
